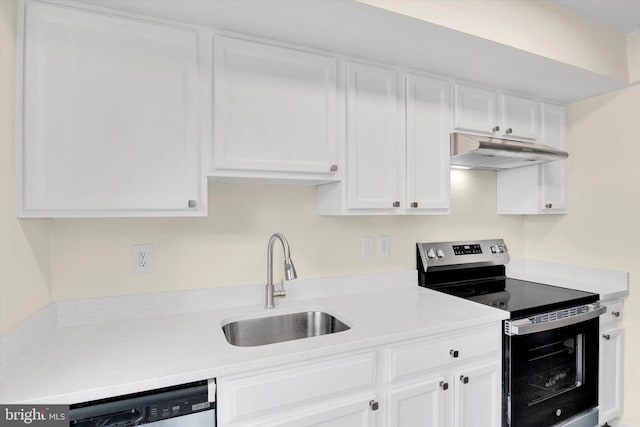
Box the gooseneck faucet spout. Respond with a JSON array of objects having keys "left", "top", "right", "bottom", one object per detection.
[{"left": 265, "top": 233, "right": 297, "bottom": 309}]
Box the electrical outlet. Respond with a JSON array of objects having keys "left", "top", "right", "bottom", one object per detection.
[
  {"left": 132, "top": 244, "right": 154, "bottom": 273},
  {"left": 378, "top": 235, "right": 390, "bottom": 257},
  {"left": 362, "top": 236, "right": 375, "bottom": 258}
]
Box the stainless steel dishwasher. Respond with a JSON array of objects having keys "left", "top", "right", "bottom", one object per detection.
[{"left": 69, "top": 380, "right": 215, "bottom": 426}]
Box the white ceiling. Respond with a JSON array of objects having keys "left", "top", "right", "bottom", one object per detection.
[{"left": 552, "top": 0, "right": 640, "bottom": 33}]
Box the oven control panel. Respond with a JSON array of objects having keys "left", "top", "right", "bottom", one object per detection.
[
  {"left": 452, "top": 244, "right": 482, "bottom": 255},
  {"left": 417, "top": 239, "right": 509, "bottom": 270}
]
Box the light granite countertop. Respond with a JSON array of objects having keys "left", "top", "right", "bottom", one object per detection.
[
  {"left": 0, "top": 271, "right": 508, "bottom": 405},
  {"left": 1, "top": 261, "right": 628, "bottom": 406}
]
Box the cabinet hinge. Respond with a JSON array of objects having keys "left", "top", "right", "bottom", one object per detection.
[{"left": 369, "top": 400, "right": 379, "bottom": 411}]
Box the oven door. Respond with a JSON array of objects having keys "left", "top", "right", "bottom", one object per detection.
[{"left": 505, "top": 317, "right": 599, "bottom": 427}]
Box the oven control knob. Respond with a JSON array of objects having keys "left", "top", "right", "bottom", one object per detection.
[
  {"left": 427, "top": 248, "right": 436, "bottom": 259},
  {"left": 436, "top": 249, "right": 445, "bottom": 258},
  {"left": 556, "top": 409, "right": 562, "bottom": 417},
  {"left": 490, "top": 245, "right": 498, "bottom": 253}
]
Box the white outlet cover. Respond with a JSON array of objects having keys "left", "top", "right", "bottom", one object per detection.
[
  {"left": 378, "top": 235, "right": 390, "bottom": 257},
  {"left": 362, "top": 236, "right": 375, "bottom": 258},
  {"left": 132, "top": 244, "right": 154, "bottom": 273}
]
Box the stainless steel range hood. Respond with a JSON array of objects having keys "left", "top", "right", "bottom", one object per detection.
[{"left": 450, "top": 132, "right": 568, "bottom": 170}]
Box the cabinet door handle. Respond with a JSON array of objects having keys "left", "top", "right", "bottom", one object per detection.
[
  {"left": 612, "top": 311, "right": 620, "bottom": 318},
  {"left": 369, "top": 400, "right": 379, "bottom": 411},
  {"left": 392, "top": 201, "right": 400, "bottom": 208},
  {"left": 505, "top": 128, "right": 513, "bottom": 134},
  {"left": 449, "top": 349, "right": 459, "bottom": 358},
  {"left": 460, "top": 375, "right": 469, "bottom": 384},
  {"left": 330, "top": 164, "right": 338, "bottom": 172},
  {"left": 545, "top": 203, "right": 553, "bottom": 209},
  {"left": 439, "top": 381, "right": 449, "bottom": 391},
  {"left": 492, "top": 126, "right": 500, "bottom": 132},
  {"left": 411, "top": 202, "right": 419, "bottom": 208},
  {"left": 188, "top": 200, "right": 197, "bottom": 208},
  {"left": 602, "top": 334, "right": 611, "bottom": 340}
]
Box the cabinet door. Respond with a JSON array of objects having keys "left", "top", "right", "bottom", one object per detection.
[
  {"left": 20, "top": 1, "right": 205, "bottom": 217},
  {"left": 453, "top": 84, "right": 497, "bottom": 135},
  {"left": 213, "top": 36, "right": 337, "bottom": 177},
  {"left": 405, "top": 74, "right": 450, "bottom": 213},
  {"left": 540, "top": 103, "right": 568, "bottom": 212},
  {"left": 599, "top": 327, "right": 624, "bottom": 425},
  {"left": 387, "top": 377, "right": 446, "bottom": 427},
  {"left": 346, "top": 62, "right": 401, "bottom": 210},
  {"left": 453, "top": 360, "right": 501, "bottom": 427},
  {"left": 501, "top": 94, "right": 538, "bottom": 140},
  {"left": 264, "top": 395, "right": 376, "bottom": 427}
]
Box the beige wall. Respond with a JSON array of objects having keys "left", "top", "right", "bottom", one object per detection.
[
  {"left": 629, "top": 30, "right": 640, "bottom": 83},
  {"left": 2, "top": 0, "right": 639, "bottom": 424},
  {"left": 50, "top": 172, "right": 525, "bottom": 299},
  {"left": 525, "top": 84, "right": 640, "bottom": 426},
  {"left": 359, "top": 0, "right": 630, "bottom": 83},
  {"left": 0, "top": 0, "right": 50, "bottom": 334}
]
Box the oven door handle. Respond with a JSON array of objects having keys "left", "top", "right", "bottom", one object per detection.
[{"left": 506, "top": 304, "right": 606, "bottom": 336}]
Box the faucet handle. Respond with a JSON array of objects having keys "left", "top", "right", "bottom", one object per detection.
[{"left": 274, "top": 279, "right": 287, "bottom": 298}]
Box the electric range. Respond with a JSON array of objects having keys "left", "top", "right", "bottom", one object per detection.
[{"left": 417, "top": 239, "right": 604, "bottom": 427}]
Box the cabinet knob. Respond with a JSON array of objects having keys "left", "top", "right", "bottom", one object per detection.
[
  {"left": 505, "top": 128, "right": 513, "bottom": 134},
  {"left": 603, "top": 334, "right": 611, "bottom": 340},
  {"left": 369, "top": 400, "right": 379, "bottom": 411},
  {"left": 612, "top": 311, "right": 620, "bottom": 318},
  {"left": 460, "top": 375, "right": 469, "bottom": 384},
  {"left": 449, "top": 349, "right": 459, "bottom": 358},
  {"left": 411, "top": 202, "right": 419, "bottom": 208},
  {"left": 393, "top": 201, "right": 400, "bottom": 208},
  {"left": 188, "top": 200, "right": 197, "bottom": 208},
  {"left": 330, "top": 164, "right": 338, "bottom": 172},
  {"left": 439, "top": 381, "right": 449, "bottom": 391},
  {"left": 492, "top": 126, "right": 500, "bottom": 132},
  {"left": 545, "top": 203, "right": 553, "bottom": 209}
]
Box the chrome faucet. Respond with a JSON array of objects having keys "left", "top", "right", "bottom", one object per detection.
[{"left": 265, "top": 232, "right": 297, "bottom": 309}]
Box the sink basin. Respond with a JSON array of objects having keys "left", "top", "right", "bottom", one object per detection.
[{"left": 222, "top": 311, "right": 350, "bottom": 347}]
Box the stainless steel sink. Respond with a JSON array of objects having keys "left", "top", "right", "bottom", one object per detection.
[{"left": 222, "top": 311, "right": 350, "bottom": 347}]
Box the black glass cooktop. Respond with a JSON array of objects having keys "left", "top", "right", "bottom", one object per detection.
[{"left": 432, "top": 277, "right": 598, "bottom": 319}]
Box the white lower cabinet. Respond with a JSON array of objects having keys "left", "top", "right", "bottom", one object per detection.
[
  {"left": 452, "top": 360, "right": 501, "bottom": 427},
  {"left": 218, "top": 324, "right": 502, "bottom": 427},
  {"left": 386, "top": 360, "right": 501, "bottom": 427},
  {"left": 599, "top": 298, "right": 625, "bottom": 426},
  {"left": 256, "top": 395, "right": 377, "bottom": 427},
  {"left": 216, "top": 352, "right": 378, "bottom": 426},
  {"left": 387, "top": 377, "right": 446, "bottom": 427}
]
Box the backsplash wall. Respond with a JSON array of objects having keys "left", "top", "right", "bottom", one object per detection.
[{"left": 49, "top": 170, "right": 525, "bottom": 300}]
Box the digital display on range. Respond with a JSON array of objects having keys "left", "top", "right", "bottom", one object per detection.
[{"left": 453, "top": 244, "right": 483, "bottom": 255}]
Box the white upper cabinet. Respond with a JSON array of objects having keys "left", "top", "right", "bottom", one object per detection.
[
  {"left": 454, "top": 83, "right": 539, "bottom": 141},
  {"left": 501, "top": 94, "right": 539, "bottom": 140},
  {"left": 540, "top": 103, "right": 568, "bottom": 212},
  {"left": 19, "top": 0, "right": 209, "bottom": 217},
  {"left": 317, "top": 66, "right": 451, "bottom": 215},
  {"left": 496, "top": 103, "right": 568, "bottom": 214},
  {"left": 211, "top": 35, "right": 338, "bottom": 182},
  {"left": 345, "top": 61, "right": 401, "bottom": 211},
  {"left": 453, "top": 84, "right": 498, "bottom": 136},
  {"left": 405, "top": 73, "right": 451, "bottom": 213}
]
